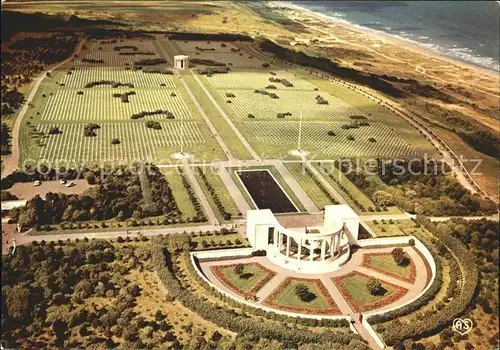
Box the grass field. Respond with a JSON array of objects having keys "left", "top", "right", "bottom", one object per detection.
[
  {"left": 76, "top": 39, "right": 163, "bottom": 67},
  {"left": 162, "top": 169, "right": 199, "bottom": 221},
  {"left": 194, "top": 166, "right": 242, "bottom": 221},
  {"left": 285, "top": 162, "right": 336, "bottom": 210},
  {"left": 217, "top": 264, "right": 270, "bottom": 292},
  {"left": 20, "top": 42, "right": 227, "bottom": 164},
  {"left": 337, "top": 274, "right": 395, "bottom": 307},
  {"left": 271, "top": 279, "right": 332, "bottom": 310},
  {"left": 179, "top": 71, "right": 252, "bottom": 159},
  {"left": 199, "top": 68, "right": 420, "bottom": 159},
  {"left": 367, "top": 254, "right": 411, "bottom": 278},
  {"left": 61, "top": 67, "right": 176, "bottom": 88},
  {"left": 366, "top": 219, "right": 420, "bottom": 237}
]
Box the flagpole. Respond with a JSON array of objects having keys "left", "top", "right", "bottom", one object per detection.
[{"left": 298, "top": 106, "right": 303, "bottom": 152}]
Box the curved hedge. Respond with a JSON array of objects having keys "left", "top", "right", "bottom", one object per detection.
[
  {"left": 372, "top": 216, "right": 478, "bottom": 345},
  {"left": 151, "top": 245, "right": 366, "bottom": 348}
]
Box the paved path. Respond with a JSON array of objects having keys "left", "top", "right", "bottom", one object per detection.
[
  {"left": 1, "top": 40, "right": 84, "bottom": 178},
  {"left": 215, "top": 163, "right": 251, "bottom": 215},
  {"left": 273, "top": 160, "right": 319, "bottom": 213},
  {"left": 156, "top": 39, "right": 236, "bottom": 161},
  {"left": 182, "top": 163, "right": 218, "bottom": 225},
  {"left": 189, "top": 69, "right": 260, "bottom": 160},
  {"left": 303, "top": 160, "right": 347, "bottom": 204},
  {"left": 14, "top": 224, "right": 220, "bottom": 245}
]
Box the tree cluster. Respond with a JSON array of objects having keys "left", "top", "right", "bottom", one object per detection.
[
  {"left": 85, "top": 80, "right": 134, "bottom": 88},
  {"left": 198, "top": 67, "right": 230, "bottom": 75},
  {"left": 190, "top": 58, "right": 226, "bottom": 67},
  {"left": 145, "top": 121, "right": 161, "bottom": 130},
  {"left": 177, "top": 167, "right": 206, "bottom": 222},
  {"left": 1, "top": 239, "right": 183, "bottom": 348},
  {"left": 133, "top": 58, "right": 166, "bottom": 66},
  {"left": 254, "top": 89, "right": 279, "bottom": 99},
  {"left": 113, "top": 45, "right": 138, "bottom": 51},
  {"left": 81, "top": 58, "right": 104, "bottom": 64},
  {"left": 196, "top": 167, "right": 231, "bottom": 220},
  {"left": 339, "top": 159, "right": 496, "bottom": 216},
  {"left": 84, "top": 123, "right": 101, "bottom": 137},
  {"left": 9, "top": 164, "right": 181, "bottom": 228},
  {"left": 1, "top": 123, "right": 12, "bottom": 155},
  {"left": 269, "top": 76, "right": 293, "bottom": 87},
  {"left": 112, "top": 91, "right": 135, "bottom": 103},
  {"left": 315, "top": 95, "right": 328, "bottom": 104},
  {"left": 340, "top": 121, "right": 370, "bottom": 129},
  {"left": 131, "top": 110, "right": 175, "bottom": 120}
]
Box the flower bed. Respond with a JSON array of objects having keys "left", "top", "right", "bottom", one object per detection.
[
  {"left": 361, "top": 252, "right": 416, "bottom": 284},
  {"left": 333, "top": 271, "right": 408, "bottom": 312},
  {"left": 263, "top": 277, "right": 341, "bottom": 315},
  {"left": 210, "top": 262, "right": 276, "bottom": 298}
]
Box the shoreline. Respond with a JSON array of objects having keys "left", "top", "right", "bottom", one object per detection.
[{"left": 276, "top": 1, "right": 499, "bottom": 80}]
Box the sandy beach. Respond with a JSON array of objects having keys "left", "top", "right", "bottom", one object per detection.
[{"left": 275, "top": 1, "right": 499, "bottom": 80}]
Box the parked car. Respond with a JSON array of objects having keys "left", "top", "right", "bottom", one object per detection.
[
  {"left": 34, "top": 180, "right": 41, "bottom": 186},
  {"left": 65, "top": 182, "right": 75, "bottom": 188}
]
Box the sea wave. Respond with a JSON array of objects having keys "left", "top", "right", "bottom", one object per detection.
[{"left": 282, "top": 1, "right": 499, "bottom": 72}]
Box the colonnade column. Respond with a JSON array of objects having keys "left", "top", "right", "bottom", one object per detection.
[
  {"left": 278, "top": 232, "right": 283, "bottom": 253},
  {"left": 330, "top": 236, "right": 335, "bottom": 257},
  {"left": 297, "top": 239, "right": 302, "bottom": 261},
  {"left": 321, "top": 240, "right": 327, "bottom": 261},
  {"left": 274, "top": 230, "right": 278, "bottom": 250},
  {"left": 310, "top": 240, "right": 315, "bottom": 261},
  {"left": 286, "top": 236, "right": 290, "bottom": 259}
]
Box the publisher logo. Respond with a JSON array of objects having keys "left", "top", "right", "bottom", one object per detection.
[{"left": 452, "top": 318, "right": 473, "bottom": 335}]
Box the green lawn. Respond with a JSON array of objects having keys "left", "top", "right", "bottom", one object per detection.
[
  {"left": 339, "top": 275, "right": 395, "bottom": 307},
  {"left": 366, "top": 219, "right": 425, "bottom": 237},
  {"left": 293, "top": 70, "right": 437, "bottom": 156},
  {"left": 180, "top": 70, "right": 252, "bottom": 160},
  {"left": 218, "top": 264, "right": 269, "bottom": 292},
  {"left": 162, "top": 168, "right": 199, "bottom": 220},
  {"left": 194, "top": 166, "right": 241, "bottom": 222},
  {"left": 313, "top": 162, "right": 402, "bottom": 215},
  {"left": 273, "top": 280, "right": 331, "bottom": 310},
  {"left": 285, "top": 162, "right": 336, "bottom": 210},
  {"left": 368, "top": 254, "right": 411, "bottom": 278}
]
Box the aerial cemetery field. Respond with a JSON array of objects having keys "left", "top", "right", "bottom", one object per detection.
[
  {"left": 173, "top": 39, "right": 434, "bottom": 159},
  {"left": 21, "top": 38, "right": 226, "bottom": 164}
]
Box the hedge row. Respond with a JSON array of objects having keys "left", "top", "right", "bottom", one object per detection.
[
  {"left": 303, "top": 166, "right": 337, "bottom": 205},
  {"left": 178, "top": 167, "right": 206, "bottom": 222},
  {"left": 372, "top": 216, "right": 478, "bottom": 345},
  {"left": 196, "top": 167, "right": 231, "bottom": 220},
  {"left": 151, "top": 245, "right": 364, "bottom": 348}
]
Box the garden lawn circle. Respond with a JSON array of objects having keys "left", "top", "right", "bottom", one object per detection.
[
  {"left": 263, "top": 277, "right": 341, "bottom": 315},
  {"left": 332, "top": 271, "right": 408, "bottom": 313},
  {"left": 210, "top": 262, "right": 276, "bottom": 297},
  {"left": 361, "top": 252, "right": 416, "bottom": 284}
]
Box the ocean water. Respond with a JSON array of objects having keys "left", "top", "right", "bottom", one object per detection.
[{"left": 291, "top": 1, "right": 500, "bottom": 72}]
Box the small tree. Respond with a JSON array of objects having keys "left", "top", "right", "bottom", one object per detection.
[
  {"left": 366, "top": 277, "right": 382, "bottom": 295},
  {"left": 295, "top": 283, "right": 309, "bottom": 301},
  {"left": 234, "top": 263, "right": 244, "bottom": 277},
  {"left": 392, "top": 247, "right": 409, "bottom": 266}
]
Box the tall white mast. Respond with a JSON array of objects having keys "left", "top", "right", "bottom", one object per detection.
[
  {"left": 297, "top": 106, "right": 303, "bottom": 152},
  {"left": 180, "top": 115, "right": 184, "bottom": 155}
]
